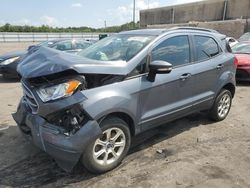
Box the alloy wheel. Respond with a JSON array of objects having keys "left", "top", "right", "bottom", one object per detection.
[
  {"left": 92, "top": 127, "right": 126, "bottom": 166},
  {"left": 217, "top": 93, "right": 231, "bottom": 118}
]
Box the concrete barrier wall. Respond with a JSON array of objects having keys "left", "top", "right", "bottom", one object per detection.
[
  {"left": 147, "top": 19, "right": 246, "bottom": 39},
  {"left": 226, "top": 0, "right": 250, "bottom": 20},
  {"left": 140, "top": 0, "right": 250, "bottom": 26},
  {"left": 173, "top": 0, "right": 225, "bottom": 23}
]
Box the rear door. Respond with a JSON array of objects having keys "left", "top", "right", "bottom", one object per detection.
[{"left": 189, "top": 34, "right": 225, "bottom": 110}]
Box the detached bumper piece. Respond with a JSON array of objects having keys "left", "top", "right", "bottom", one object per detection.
[{"left": 12, "top": 98, "right": 102, "bottom": 172}]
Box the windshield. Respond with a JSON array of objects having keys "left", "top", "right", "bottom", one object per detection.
[
  {"left": 232, "top": 43, "right": 250, "bottom": 54},
  {"left": 38, "top": 41, "right": 58, "bottom": 47},
  {"left": 239, "top": 33, "right": 250, "bottom": 42},
  {"left": 78, "top": 34, "right": 155, "bottom": 62}
]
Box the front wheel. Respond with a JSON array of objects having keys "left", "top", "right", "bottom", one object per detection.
[
  {"left": 209, "top": 89, "right": 232, "bottom": 121},
  {"left": 81, "top": 117, "right": 131, "bottom": 174}
]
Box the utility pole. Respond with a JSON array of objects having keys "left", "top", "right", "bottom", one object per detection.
[{"left": 133, "top": 0, "right": 136, "bottom": 28}]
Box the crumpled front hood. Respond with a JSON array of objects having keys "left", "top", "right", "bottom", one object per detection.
[{"left": 18, "top": 47, "right": 129, "bottom": 79}]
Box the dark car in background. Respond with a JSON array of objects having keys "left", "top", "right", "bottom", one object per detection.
[
  {"left": 232, "top": 42, "right": 250, "bottom": 81},
  {"left": 0, "top": 51, "right": 25, "bottom": 78},
  {"left": 13, "top": 27, "right": 236, "bottom": 173},
  {"left": 0, "top": 39, "right": 92, "bottom": 79}
]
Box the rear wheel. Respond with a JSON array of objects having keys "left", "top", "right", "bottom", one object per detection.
[
  {"left": 81, "top": 117, "right": 131, "bottom": 174},
  {"left": 209, "top": 89, "right": 232, "bottom": 121}
]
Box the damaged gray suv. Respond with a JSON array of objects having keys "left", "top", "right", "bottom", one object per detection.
[{"left": 13, "top": 27, "right": 236, "bottom": 174}]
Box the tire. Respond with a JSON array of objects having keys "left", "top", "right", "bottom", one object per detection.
[
  {"left": 209, "top": 89, "right": 232, "bottom": 121},
  {"left": 81, "top": 117, "right": 131, "bottom": 174}
]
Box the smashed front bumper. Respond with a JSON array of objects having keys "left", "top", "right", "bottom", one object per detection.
[{"left": 12, "top": 98, "right": 102, "bottom": 172}]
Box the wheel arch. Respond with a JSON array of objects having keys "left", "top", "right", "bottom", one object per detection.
[
  {"left": 222, "top": 82, "right": 236, "bottom": 98},
  {"left": 98, "top": 112, "right": 136, "bottom": 136}
]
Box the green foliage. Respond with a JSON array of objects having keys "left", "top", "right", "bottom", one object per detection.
[{"left": 0, "top": 22, "right": 141, "bottom": 33}]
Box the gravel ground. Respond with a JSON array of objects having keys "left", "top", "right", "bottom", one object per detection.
[
  {"left": 0, "top": 43, "right": 250, "bottom": 188},
  {"left": 0, "top": 42, "right": 37, "bottom": 54}
]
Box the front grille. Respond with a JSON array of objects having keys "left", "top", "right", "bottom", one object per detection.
[{"left": 21, "top": 81, "right": 39, "bottom": 114}]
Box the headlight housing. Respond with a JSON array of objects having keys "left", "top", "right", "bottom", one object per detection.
[
  {"left": 37, "top": 80, "right": 81, "bottom": 102},
  {"left": 1, "top": 56, "right": 20, "bottom": 65}
]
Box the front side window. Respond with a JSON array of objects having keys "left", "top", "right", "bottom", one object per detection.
[
  {"left": 78, "top": 34, "right": 155, "bottom": 62},
  {"left": 194, "top": 36, "right": 220, "bottom": 61},
  {"left": 151, "top": 36, "right": 190, "bottom": 67}
]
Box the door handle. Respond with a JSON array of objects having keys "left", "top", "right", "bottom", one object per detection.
[
  {"left": 216, "top": 64, "right": 224, "bottom": 70},
  {"left": 180, "top": 73, "right": 192, "bottom": 81}
]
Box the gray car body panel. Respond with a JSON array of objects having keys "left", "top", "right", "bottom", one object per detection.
[{"left": 13, "top": 28, "right": 236, "bottom": 171}]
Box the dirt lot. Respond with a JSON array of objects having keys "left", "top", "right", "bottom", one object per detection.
[{"left": 0, "top": 43, "right": 250, "bottom": 188}]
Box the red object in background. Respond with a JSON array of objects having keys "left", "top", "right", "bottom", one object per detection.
[{"left": 234, "top": 54, "right": 250, "bottom": 81}]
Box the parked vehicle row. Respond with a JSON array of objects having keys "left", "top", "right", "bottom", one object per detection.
[
  {"left": 232, "top": 41, "right": 250, "bottom": 81},
  {"left": 12, "top": 27, "right": 236, "bottom": 173},
  {"left": 239, "top": 32, "right": 250, "bottom": 42},
  {"left": 0, "top": 39, "right": 93, "bottom": 78}
]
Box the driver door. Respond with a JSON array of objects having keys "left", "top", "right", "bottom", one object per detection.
[{"left": 138, "top": 34, "right": 196, "bottom": 130}]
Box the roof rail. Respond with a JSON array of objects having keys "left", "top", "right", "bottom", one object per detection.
[{"left": 169, "top": 27, "right": 219, "bottom": 33}]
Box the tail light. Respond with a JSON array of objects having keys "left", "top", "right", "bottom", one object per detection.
[{"left": 234, "top": 56, "right": 238, "bottom": 67}]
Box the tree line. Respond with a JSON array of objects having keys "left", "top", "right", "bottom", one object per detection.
[{"left": 0, "top": 22, "right": 140, "bottom": 33}]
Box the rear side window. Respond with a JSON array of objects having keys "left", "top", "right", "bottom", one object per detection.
[
  {"left": 52, "top": 41, "right": 73, "bottom": 51},
  {"left": 75, "top": 41, "right": 91, "bottom": 49},
  {"left": 194, "top": 36, "right": 220, "bottom": 61},
  {"left": 152, "top": 36, "right": 190, "bottom": 67}
]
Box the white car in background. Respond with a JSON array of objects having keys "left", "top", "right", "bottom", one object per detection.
[{"left": 226, "top": 37, "right": 238, "bottom": 48}]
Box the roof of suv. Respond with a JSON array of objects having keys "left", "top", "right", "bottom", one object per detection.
[
  {"left": 120, "top": 27, "right": 220, "bottom": 36},
  {"left": 119, "top": 29, "right": 167, "bottom": 36}
]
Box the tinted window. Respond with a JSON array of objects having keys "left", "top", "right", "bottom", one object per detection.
[
  {"left": 75, "top": 41, "right": 91, "bottom": 49},
  {"left": 152, "top": 36, "right": 190, "bottom": 67},
  {"left": 194, "top": 36, "right": 220, "bottom": 61},
  {"left": 52, "top": 41, "right": 73, "bottom": 51}
]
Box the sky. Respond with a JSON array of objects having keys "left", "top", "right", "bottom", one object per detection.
[{"left": 0, "top": 0, "right": 203, "bottom": 28}]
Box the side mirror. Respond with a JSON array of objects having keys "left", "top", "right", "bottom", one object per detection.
[{"left": 147, "top": 60, "right": 173, "bottom": 82}]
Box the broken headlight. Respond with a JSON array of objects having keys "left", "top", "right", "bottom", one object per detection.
[{"left": 37, "top": 80, "right": 81, "bottom": 102}]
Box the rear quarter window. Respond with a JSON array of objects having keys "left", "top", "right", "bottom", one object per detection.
[{"left": 194, "top": 36, "right": 221, "bottom": 61}]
